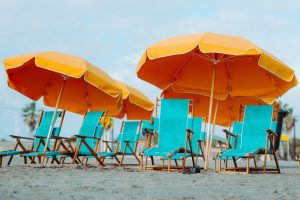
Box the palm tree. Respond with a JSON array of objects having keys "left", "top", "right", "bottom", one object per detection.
[
  {"left": 22, "top": 102, "right": 40, "bottom": 136},
  {"left": 280, "top": 102, "right": 298, "bottom": 160}
]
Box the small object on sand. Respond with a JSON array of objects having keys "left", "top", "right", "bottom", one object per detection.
[{"left": 183, "top": 167, "right": 201, "bottom": 174}]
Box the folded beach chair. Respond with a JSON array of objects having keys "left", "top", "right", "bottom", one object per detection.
[
  {"left": 140, "top": 98, "right": 189, "bottom": 172},
  {"left": 161, "top": 117, "right": 205, "bottom": 169},
  {"left": 217, "top": 105, "right": 279, "bottom": 174},
  {"left": 0, "top": 110, "right": 64, "bottom": 167},
  {"left": 97, "top": 120, "right": 142, "bottom": 166}
]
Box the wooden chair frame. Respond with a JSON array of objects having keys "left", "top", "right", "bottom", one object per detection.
[
  {"left": 100, "top": 121, "right": 142, "bottom": 166},
  {"left": 217, "top": 129, "right": 280, "bottom": 174}
]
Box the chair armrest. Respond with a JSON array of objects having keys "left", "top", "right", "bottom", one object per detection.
[
  {"left": 267, "top": 129, "right": 277, "bottom": 136},
  {"left": 123, "top": 140, "right": 138, "bottom": 144},
  {"left": 217, "top": 140, "right": 227, "bottom": 146},
  {"left": 168, "top": 147, "right": 185, "bottom": 156},
  {"left": 35, "top": 135, "right": 47, "bottom": 139},
  {"left": 74, "top": 134, "right": 97, "bottom": 139},
  {"left": 52, "top": 136, "right": 74, "bottom": 142},
  {"left": 223, "top": 129, "right": 237, "bottom": 138},
  {"left": 186, "top": 128, "right": 194, "bottom": 134},
  {"left": 102, "top": 140, "right": 118, "bottom": 143},
  {"left": 143, "top": 128, "right": 154, "bottom": 134},
  {"left": 9, "top": 135, "right": 34, "bottom": 140}
]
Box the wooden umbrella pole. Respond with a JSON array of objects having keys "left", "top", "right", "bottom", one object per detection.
[
  {"left": 204, "top": 64, "right": 217, "bottom": 170},
  {"left": 208, "top": 99, "right": 219, "bottom": 157},
  {"left": 44, "top": 77, "right": 67, "bottom": 152}
]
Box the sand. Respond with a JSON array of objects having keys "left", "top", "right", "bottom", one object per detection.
[{"left": 0, "top": 142, "right": 300, "bottom": 200}]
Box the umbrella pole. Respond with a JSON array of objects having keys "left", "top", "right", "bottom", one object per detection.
[
  {"left": 208, "top": 100, "right": 219, "bottom": 157},
  {"left": 204, "top": 64, "right": 216, "bottom": 170},
  {"left": 44, "top": 77, "right": 67, "bottom": 152}
]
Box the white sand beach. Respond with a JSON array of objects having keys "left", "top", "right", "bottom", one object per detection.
[{"left": 1, "top": 142, "right": 299, "bottom": 200}]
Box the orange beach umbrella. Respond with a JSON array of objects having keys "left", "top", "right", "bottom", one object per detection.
[
  {"left": 4, "top": 51, "right": 123, "bottom": 150},
  {"left": 137, "top": 32, "right": 297, "bottom": 170},
  {"left": 114, "top": 80, "right": 154, "bottom": 120}
]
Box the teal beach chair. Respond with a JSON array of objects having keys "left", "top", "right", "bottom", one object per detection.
[
  {"left": 0, "top": 110, "right": 64, "bottom": 167},
  {"left": 141, "top": 98, "right": 189, "bottom": 172},
  {"left": 161, "top": 117, "right": 205, "bottom": 169},
  {"left": 217, "top": 105, "right": 279, "bottom": 174},
  {"left": 213, "top": 121, "right": 243, "bottom": 172},
  {"left": 59, "top": 111, "right": 105, "bottom": 166},
  {"left": 97, "top": 120, "right": 141, "bottom": 166}
]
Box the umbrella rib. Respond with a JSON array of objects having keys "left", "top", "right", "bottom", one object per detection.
[
  {"left": 170, "top": 53, "right": 194, "bottom": 83},
  {"left": 43, "top": 74, "right": 58, "bottom": 96},
  {"left": 193, "top": 52, "right": 214, "bottom": 62},
  {"left": 225, "top": 63, "right": 232, "bottom": 93},
  {"left": 83, "top": 82, "right": 91, "bottom": 110},
  {"left": 219, "top": 56, "right": 252, "bottom": 63}
]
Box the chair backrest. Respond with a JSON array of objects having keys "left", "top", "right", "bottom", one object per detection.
[
  {"left": 158, "top": 99, "right": 189, "bottom": 150},
  {"left": 118, "top": 121, "right": 141, "bottom": 153},
  {"left": 271, "top": 121, "right": 277, "bottom": 132},
  {"left": 142, "top": 117, "right": 159, "bottom": 132},
  {"left": 187, "top": 117, "right": 204, "bottom": 154},
  {"left": 240, "top": 105, "right": 273, "bottom": 151},
  {"left": 76, "top": 111, "right": 104, "bottom": 153},
  {"left": 34, "top": 111, "right": 62, "bottom": 152},
  {"left": 229, "top": 122, "right": 243, "bottom": 149}
]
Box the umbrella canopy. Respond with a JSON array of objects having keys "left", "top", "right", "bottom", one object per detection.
[
  {"left": 136, "top": 32, "right": 297, "bottom": 170},
  {"left": 4, "top": 51, "right": 123, "bottom": 151},
  {"left": 4, "top": 51, "right": 123, "bottom": 115},
  {"left": 162, "top": 86, "right": 278, "bottom": 127},
  {"left": 114, "top": 80, "right": 154, "bottom": 120},
  {"left": 137, "top": 32, "right": 297, "bottom": 99}
]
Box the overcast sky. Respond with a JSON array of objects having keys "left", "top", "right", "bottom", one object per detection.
[{"left": 0, "top": 0, "right": 299, "bottom": 139}]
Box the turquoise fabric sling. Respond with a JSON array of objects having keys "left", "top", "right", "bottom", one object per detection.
[{"left": 144, "top": 98, "right": 189, "bottom": 157}]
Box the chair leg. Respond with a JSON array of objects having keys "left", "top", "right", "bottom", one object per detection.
[
  {"left": 270, "top": 139, "right": 280, "bottom": 174},
  {"left": 263, "top": 152, "right": 267, "bottom": 174},
  {"left": 175, "top": 159, "right": 178, "bottom": 166},
  {"left": 7, "top": 155, "right": 14, "bottom": 166},
  {"left": 72, "top": 140, "right": 83, "bottom": 164},
  {"left": 119, "top": 145, "right": 128, "bottom": 167},
  {"left": 253, "top": 156, "right": 258, "bottom": 168},
  {"left": 30, "top": 156, "right": 36, "bottom": 164},
  {"left": 0, "top": 156, "right": 2, "bottom": 168},
  {"left": 7, "top": 139, "right": 22, "bottom": 166},
  {"left": 127, "top": 144, "right": 140, "bottom": 164},
  {"left": 218, "top": 159, "right": 221, "bottom": 174},
  {"left": 213, "top": 158, "right": 217, "bottom": 173},
  {"left": 182, "top": 158, "right": 186, "bottom": 172},
  {"left": 150, "top": 156, "right": 154, "bottom": 165},
  {"left": 24, "top": 157, "right": 27, "bottom": 165},
  {"left": 145, "top": 156, "right": 148, "bottom": 171},
  {"left": 168, "top": 157, "right": 171, "bottom": 172},
  {"left": 246, "top": 158, "right": 250, "bottom": 174},
  {"left": 139, "top": 154, "right": 143, "bottom": 172},
  {"left": 233, "top": 157, "right": 238, "bottom": 168}
]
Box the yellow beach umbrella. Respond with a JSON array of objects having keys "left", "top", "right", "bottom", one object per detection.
[
  {"left": 4, "top": 51, "right": 123, "bottom": 150},
  {"left": 114, "top": 80, "right": 154, "bottom": 120},
  {"left": 137, "top": 32, "right": 297, "bottom": 169}
]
